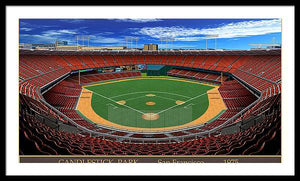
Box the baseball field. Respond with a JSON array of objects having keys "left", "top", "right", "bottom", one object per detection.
[{"left": 76, "top": 76, "right": 227, "bottom": 132}]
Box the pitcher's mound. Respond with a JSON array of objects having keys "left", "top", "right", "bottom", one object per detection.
[
  {"left": 116, "top": 100, "right": 126, "bottom": 105},
  {"left": 176, "top": 100, "right": 185, "bottom": 105},
  {"left": 142, "top": 113, "right": 160, "bottom": 120},
  {"left": 146, "top": 94, "right": 156, "bottom": 97},
  {"left": 146, "top": 102, "right": 156, "bottom": 106}
]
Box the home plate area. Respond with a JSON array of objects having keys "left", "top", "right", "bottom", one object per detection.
[
  {"left": 142, "top": 113, "right": 160, "bottom": 121},
  {"left": 113, "top": 92, "right": 189, "bottom": 121}
]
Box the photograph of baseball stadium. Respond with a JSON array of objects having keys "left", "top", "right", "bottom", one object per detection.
[
  {"left": 18, "top": 18, "right": 282, "bottom": 158},
  {"left": 5, "top": 5, "right": 295, "bottom": 176}
]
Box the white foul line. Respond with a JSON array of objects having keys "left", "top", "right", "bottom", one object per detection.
[
  {"left": 89, "top": 90, "right": 206, "bottom": 116},
  {"left": 90, "top": 90, "right": 145, "bottom": 114},
  {"left": 184, "top": 103, "right": 195, "bottom": 109},
  {"left": 155, "top": 95, "right": 179, "bottom": 102},
  {"left": 109, "top": 90, "right": 191, "bottom": 99},
  {"left": 156, "top": 92, "right": 207, "bottom": 114},
  {"left": 106, "top": 103, "right": 118, "bottom": 109}
]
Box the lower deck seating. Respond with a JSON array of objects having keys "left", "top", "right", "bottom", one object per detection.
[
  {"left": 167, "top": 68, "right": 228, "bottom": 84},
  {"left": 42, "top": 71, "right": 142, "bottom": 132},
  {"left": 68, "top": 71, "right": 141, "bottom": 85},
  {"left": 19, "top": 101, "right": 280, "bottom": 155},
  {"left": 200, "top": 80, "right": 258, "bottom": 130}
]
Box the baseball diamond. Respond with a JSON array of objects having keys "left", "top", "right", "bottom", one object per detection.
[{"left": 76, "top": 77, "right": 227, "bottom": 132}]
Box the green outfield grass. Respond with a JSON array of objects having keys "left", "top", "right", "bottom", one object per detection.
[{"left": 82, "top": 77, "right": 215, "bottom": 129}]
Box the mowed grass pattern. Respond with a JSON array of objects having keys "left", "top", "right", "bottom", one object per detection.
[{"left": 84, "top": 78, "right": 214, "bottom": 128}]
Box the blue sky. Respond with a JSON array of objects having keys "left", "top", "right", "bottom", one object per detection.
[{"left": 19, "top": 18, "right": 281, "bottom": 50}]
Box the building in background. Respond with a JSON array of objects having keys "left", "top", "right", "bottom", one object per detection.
[
  {"left": 22, "top": 43, "right": 46, "bottom": 49},
  {"left": 20, "top": 43, "right": 56, "bottom": 50},
  {"left": 80, "top": 46, "right": 127, "bottom": 51},
  {"left": 56, "top": 40, "right": 68, "bottom": 46},
  {"left": 19, "top": 43, "right": 24, "bottom": 49},
  {"left": 35, "top": 44, "right": 56, "bottom": 50},
  {"left": 55, "top": 45, "right": 127, "bottom": 51},
  {"left": 266, "top": 45, "right": 281, "bottom": 49},
  {"left": 144, "top": 43, "right": 158, "bottom": 51},
  {"left": 55, "top": 45, "right": 78, "bottom": 51}
]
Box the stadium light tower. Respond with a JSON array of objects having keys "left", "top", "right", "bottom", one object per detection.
[
  {"left": 168, "top": 37, "right": 175, "bottom": 49},
  {"left": 134, "top": 37, "right": 139, "bottom": 49},
  {"left": 160, "top": 37, "right": 164, "bottom": 49},
  {"left": 249, "top": 37, "right": 281, "bottom": 49},
  {"left": 125, "top": 36, "right": 139, "bottom": 49},
  {"left": 204, "top": 34, "right": 219, "bottom": 49},
  {"left": 125, "top": 36, "right": 130, "bottom": 48},
  {"left": 272, "top": 37, "right": 277, "bottom": 44},
  {"left": 249, "top": 44, "right": 281, "bottom": 49},
  {"left": 160, "top": 37, "right": 175, "bottom": 49},
  {"left": 76, "top": 35, "right": 90, "bottom": 49}
]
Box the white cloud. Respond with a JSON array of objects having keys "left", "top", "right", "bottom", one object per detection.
[
  {"left": 42, "top": 29, "right": 78, "bottom": 36},
  {"left": 19, "top": 34, "right": 58, "bottom": 43},
  {"left": 198, "top": 19, "right": 281, "bottom": 39},
  {"left": 136, "top": 26, "right": 198, "bottom": 39},
  {"left": 20, "top": 34, "right": 77, "bottom": 44},
  {"left": 135, "top": 19, "right": 281, "bottom": 40},
  {"left": 89, "top": 34, "right": 122, "bottom": 44},
  {"left": 175, "top": 37, "right": 205, "bottom": 41},
  {"left": 19, "top": 21, "right": 58, "bottom": 29},
  {"left": 114, "top": 18, "right": 163, "bottom": 23},
  {"left": 19, "top": 21, "right": 30, "bottom": 27},
  {"left": 59, "top": 19, "right": 86, "bottom": 23},
  {"left": 19, "top": 29, "right": 80, "bottom": 44},
  {"left": 20, "top": 27, "right": 33, "bottom": 31},
  {"left": 19, "top": 27, "right": 122, "bottom": 45}
]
